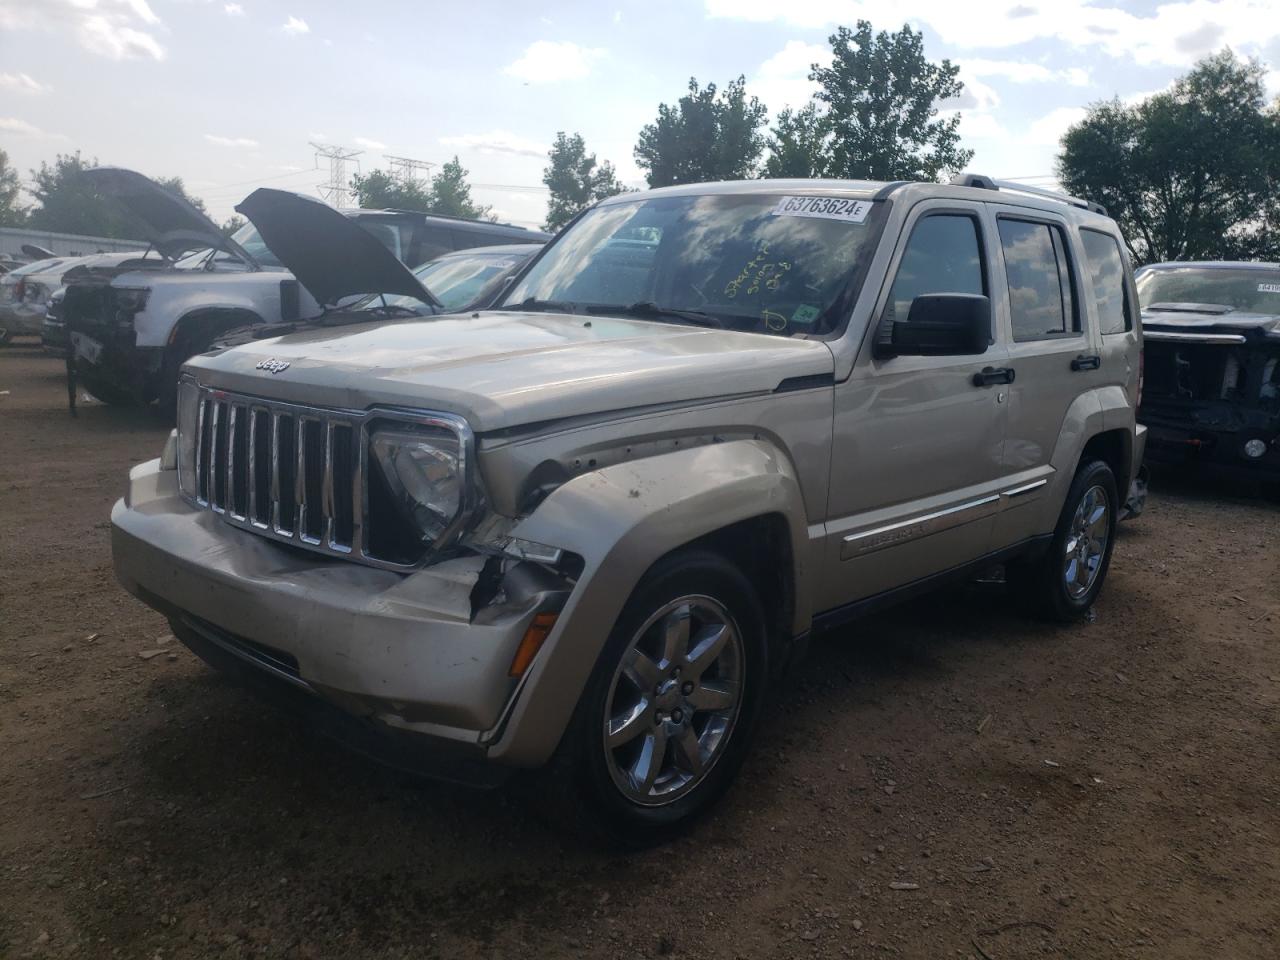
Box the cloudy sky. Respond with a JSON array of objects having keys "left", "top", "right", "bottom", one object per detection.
[{"left": 2, "top": 0, "right": 1279, "bottom": 229}]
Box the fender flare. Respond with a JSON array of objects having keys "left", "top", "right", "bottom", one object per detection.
[{"left": 485, "top": 438, "right": 811, "bottom": 766}]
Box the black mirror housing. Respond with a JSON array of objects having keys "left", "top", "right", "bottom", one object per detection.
[{"left": 887, "top": 293, "right": 991, "bottom": 356}]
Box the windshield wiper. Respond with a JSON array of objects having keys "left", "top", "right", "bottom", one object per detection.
[
  {"left": 508, "top": 296, "right": 580, "bottom": 314},
  {"left": 595, "top": 301, "right": 724, "bottom": 328}
]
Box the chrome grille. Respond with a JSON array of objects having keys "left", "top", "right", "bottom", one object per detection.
[{"left": 179, "top": 383, "right": 473, "bottom": 571}]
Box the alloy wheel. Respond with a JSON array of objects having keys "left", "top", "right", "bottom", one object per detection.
[
  {"left": 602, "top": 596, "right": 744, "bottom": 806},
  {"left": 1062, "top": 483, "right": 1110, "bottom": 600}
]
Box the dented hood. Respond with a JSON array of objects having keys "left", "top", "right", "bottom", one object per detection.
[
  {"left": 235, "top": 188, "right": 439, "bottom": 308},
  {"left": 185, "top": 311, "right": 834, "bottom": 432},
  {"left": 85, "top": 167, "right": 255, "bottom": 265}
]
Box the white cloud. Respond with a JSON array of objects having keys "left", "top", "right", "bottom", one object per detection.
[
  {"left": 0, "top": 116, "right": 66, "bottom": 139},
  {"left": 958, "top": 59, "right": 1091, "bottom": 86},
  {"left": 751, "top": 40, "right": 827, "bottom": 112},
  {"left": 503, "top": 40, "right": 605, "bottom": 83},
  {"left": 204, "top": 133, "right": 259, "bottom": 148},
  {"left": 1027, "top": 106, "right": 1088, "bottom": 145},
  {"left": 307, "top": 131, "right": 328, "bottom": 141},
  {"left": 613, "top": 10, "right": 622, "bottom": 23},
  {"left": 0, "top": 72, "right": 49, "bottom": 94},
  {"left": 281, "top": 15, "right": 308, "bottom": 35},
  {"left": 0, "top": 0, "right": 167, "bottom": 61},
  {"left": 353, "top": 136, "right": 387, "bottom": 150},
  {"left": 224, "top": 3, "right": 244, "bottom": 15},
  {"left": 958, "top": 111, "right": 1008, "bottom": 140},
  {"left": 1265, "top": 69, "right": 1280, "bottom": 100},
  {"left": 703, "top": 0, "right": 1280, "bottom": 68},
  {"left": 439, "top": 130, "right": 548, "bottom": 158}
]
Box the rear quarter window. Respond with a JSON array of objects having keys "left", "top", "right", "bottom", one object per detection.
[
  {"left": 997, "top": 218, "right": 1079, "bottom": 341},
  {"left": 1080, "top": 229, "right": 1132, "bottom": 335}
]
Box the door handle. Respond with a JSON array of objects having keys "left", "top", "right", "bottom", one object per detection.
[
  {"left": 1071, "top": 354, "right": 1101, "bottom": 371},
  {"left": 973, "top": 366, "right": 1015, "bottom": 387}
]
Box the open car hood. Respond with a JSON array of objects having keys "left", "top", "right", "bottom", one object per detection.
[
  {"left": 20, "top": 243, "right": 55, "bottom": 261},
  {"left": 85, "top": 167, "right": 256, "bottom": 266},
  {"left": 235, "top": 188, "right": 440, "bottom": 308}
]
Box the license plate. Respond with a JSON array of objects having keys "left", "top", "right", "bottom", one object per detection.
[{"left": 71, "top": 332, "right": 103, "bottom": 364}]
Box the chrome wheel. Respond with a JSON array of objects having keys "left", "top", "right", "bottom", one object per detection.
[
  {"left": 1062, "top": 483, "right": 1110, "bottom": 600},
  {"left": 602, "top": 596, "right": 744, "bottom": 807}
]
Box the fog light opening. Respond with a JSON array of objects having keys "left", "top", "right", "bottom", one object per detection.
[
  {"left": 1243, "top": 438, "right": 1267, "bottom": 459},
  {"left": 509, "top": 612, "right": 559, "bottom": 678}
]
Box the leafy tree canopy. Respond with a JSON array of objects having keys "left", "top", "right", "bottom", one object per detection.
[
  {"left": 634, "top": 76, "right": 769, "bottom": 187},
  {"left": 803, "top": 21, "right": 972, "bottom": 182},
  {"left": 542, "top": 132, "right": 627, "bottom": 231},
  {"left": 1058, "top": 49, "right": 1280, "bottom": 263}
]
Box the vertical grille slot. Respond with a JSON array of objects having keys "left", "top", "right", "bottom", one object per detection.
[
  {"left": 274, "top": 413, "right": 296, "bottom": 535},
  {"left": 330, "top": 424, "right": 355, "bottom": 548},
  {"left": 210, "top": 400, "right": 229, "bottom": 511},
  {"left": 196, "top": 397, "right": 212, "bottom": 503},
  {"left": 300, "top": 419, "right": 326, "bottom": 543},
  {"left": 250, "top": 409, "right": 271, "bottom": 527},
  {"left": 228, "top": 404, "right": 250, "bottom": 519}
]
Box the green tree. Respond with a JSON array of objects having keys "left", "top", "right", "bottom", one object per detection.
[
  {"left": 426, "top": 156, "right": 491, "bottom": 220},
  {"left": 350, "top": 168, "right": 435, "bottom": 213},
  {"left": 807, "top": 21, "right": 972, "bottom": 181},
  {"left": 763, "top": 103, "right": 832, "bottom": 179},
  {"left": 634, "top": 76, "right": 769, "bottom": 187},
  {"left": 220, "top": 215, "right": 246, "bottom": 237},
  {"left": 542, "top": 131, "right": 627, "bottom": 231},
  {"left": 0, "top": 149, "right": 27, "bottom": 226},
  {"left": 1058, "top": 50, "right": 1280, "bottom": 263}
]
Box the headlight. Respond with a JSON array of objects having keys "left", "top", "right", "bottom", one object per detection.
[
  {"left": 176, "top": 378, "right": 200, "bottom": 495},
  {"left": 370, "top": 427, "right": 465, "bottom": 546},
  {"left": 114, "top": 287, "right": 149, "bottom": 323}
]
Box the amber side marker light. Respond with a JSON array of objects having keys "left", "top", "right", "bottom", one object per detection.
[{"left": 509, "top": 612, "right": 559, "bottom": 678}]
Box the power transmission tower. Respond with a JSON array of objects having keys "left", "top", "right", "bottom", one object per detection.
[
  {"left": 384, "top": 155, "right": 435, "bottom": 189},
  {"left": 309, "top": 142, "right": 363, "bottom": 208}
]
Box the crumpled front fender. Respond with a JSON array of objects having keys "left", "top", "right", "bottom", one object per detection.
[{"left": 485, "top": 437, "right": 811, "bottom": 766}]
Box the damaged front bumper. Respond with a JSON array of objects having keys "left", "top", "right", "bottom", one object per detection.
[
  {"left": 111, "top": 459, "right": 570, "bottom": 785},
  {"left": 1139, "top": 332, "right": 1280, "bottom": 477}
]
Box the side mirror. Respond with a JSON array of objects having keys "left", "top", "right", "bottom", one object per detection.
[{"left": 888, "top": 294, "right": 991, "bottom": 356}]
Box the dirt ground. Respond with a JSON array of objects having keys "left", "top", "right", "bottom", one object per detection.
[{"left": 1, "top": 341, "right": 1278, "bottom": 960}]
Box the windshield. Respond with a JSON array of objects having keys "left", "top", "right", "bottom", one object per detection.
[
  {"left": 500, "top": 193, "right": 884, "bottom": 336},
  {"left": 1138, "top": 266, "right": 1280, "bottom": 316}
]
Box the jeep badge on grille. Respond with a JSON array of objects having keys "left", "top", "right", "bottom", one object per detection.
[{"left": 256, "top": 358, "right": 290, "bottom": 374}]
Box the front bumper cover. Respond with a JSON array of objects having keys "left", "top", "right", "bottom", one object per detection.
[{"left": 111, "top": 459, "right": 560, "bottom": 778}]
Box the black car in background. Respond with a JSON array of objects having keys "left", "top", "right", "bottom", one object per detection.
[{"left": 1137, "top": 260, "right": 1280, "bottom": 478}]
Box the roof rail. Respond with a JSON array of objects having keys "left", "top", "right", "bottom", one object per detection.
[{"left": 949, "top": 173, "right": 1107, "bottom": 217}]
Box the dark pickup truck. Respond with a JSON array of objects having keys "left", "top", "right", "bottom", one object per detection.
[{"left": 1137, "top": 261, "right": 1280, "bottom": 478}]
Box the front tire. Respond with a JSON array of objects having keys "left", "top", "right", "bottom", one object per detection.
[
  {"left": 1009, "top": 459, "right": 1118, "bottom": 621},
  {"left": 560, "top": 549, "right": 769, "bottom": 846}
]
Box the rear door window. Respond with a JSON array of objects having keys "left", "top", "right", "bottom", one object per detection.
[
  {"left": 886, "top": 214, "right": 986, "bottom": 324},
  {"left": 1080, "top": 230, "right": 1131, "bottom": 334},
  {"left": 997, "top": 218, "right": 1079, "bottom": 340}
]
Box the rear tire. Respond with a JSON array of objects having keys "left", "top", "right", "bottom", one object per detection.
[
  {"left": 1008, "top": 459, "right": 1118, "bottom": 621},
  {"left": 552, "top": 548, "right": 770, "bottom": 847}
]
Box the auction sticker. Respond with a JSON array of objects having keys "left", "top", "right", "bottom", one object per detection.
[
  {"left": 1258, "top": 282, "right": 1280, "bottom": 293},
  {"left": 773, "top": 195, "right": 872, "bottom": 223}
]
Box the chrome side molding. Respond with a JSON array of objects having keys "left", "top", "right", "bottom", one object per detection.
[{"left": 841, "top": 477, "right": 1049, "bottom": 559}]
